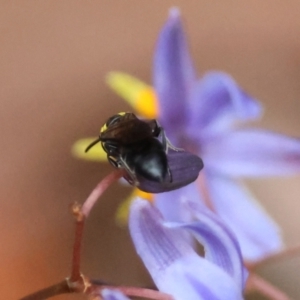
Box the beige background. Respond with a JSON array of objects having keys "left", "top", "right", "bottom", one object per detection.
[{"left": 1, "top": 1, "right": 300, "bottom": 299}]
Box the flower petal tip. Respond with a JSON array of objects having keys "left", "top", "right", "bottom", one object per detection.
[{"left": 169, "top": 7, "right": 181, "bottom": 19}]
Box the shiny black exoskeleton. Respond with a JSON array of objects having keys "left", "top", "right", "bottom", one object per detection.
[{"left": 85, "top": 112, "right": 173, "bottom": 185}]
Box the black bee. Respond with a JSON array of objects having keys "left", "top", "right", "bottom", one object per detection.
[{"left": 85, "top": 112, "right": 176, "bottom": 185}]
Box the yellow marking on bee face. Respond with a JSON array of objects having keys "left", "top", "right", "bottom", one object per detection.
[{"left": 100, "top": 124, "right": 106, "bottom": 133}]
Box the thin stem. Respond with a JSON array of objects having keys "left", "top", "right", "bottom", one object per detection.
[
  {"left": 82, "top": 169, "right": 124, "bottom": 217},
  {"left": 19, "top": 280, "right": 71, "bottom": 300},
  {"left": 246, "top": 244, "right": 300, "bottom": 271},
  {"left": 70, "top": 170, "right": 124, "bottom": 281},
  {"left": 70, "top": 204, "right": 85, "bottom": 282},
  {"left": 245, "top": 274, "right": 290, "bottom": 300},
  {"left": 91, "top": 285, "right": 174, "bottom": 300}
]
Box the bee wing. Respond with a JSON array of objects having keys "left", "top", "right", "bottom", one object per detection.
[{"left": 132, "top": 150, "right": 204, "bottom": 193}]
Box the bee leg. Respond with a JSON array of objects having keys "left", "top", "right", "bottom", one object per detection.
[
  {"left": 149, "top": 120, "right": 183, "bottom": 153},
  {"left": 151, "top": 119, "right": 183, "bottom": 152},
  {"left": 118, "top": 156, "right": 140, "bottom": 186},
  {"left": 159, "top": 127, "right": 183, "bottom": 153},
  {"left": 125, "top": 171, "right": 139, "bottom": 186},
  {"left": 107, "top": 155, "right": 138, "bottom": 185}
]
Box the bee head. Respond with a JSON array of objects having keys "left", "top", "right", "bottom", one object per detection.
[
  {"left": 86, "top": 112, "right": 127, "bottom": 153},
  {"left": 100, "top": 112, "right": 127, "bottom": 134}
]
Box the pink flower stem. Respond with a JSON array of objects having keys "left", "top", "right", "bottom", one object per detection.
[
  {"left": 81, "top": 169, "right": 125, "bottom": 217},
  {"left": 19, "top": 280, "right": 71, "bottom": 300},
  {"left": 70, "top": 170, "right": 125, "bottom": 282},
  {"left": 246, "top": 274, "right": 290, "bottom": 300},
  {"left": 21, "top": 170, "right": 171, "bottom": 300},
  {"left": 69, "top": 206, "right": 85, "bottom": 282}
]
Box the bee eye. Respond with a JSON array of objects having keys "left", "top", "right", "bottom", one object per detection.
[
  {"left": 107, "top": 156, "right": 121, "bottom": 168},
  {"left": 106, "top": 114, "right": 122, "bottom": 127},
  {"left": 101, "top": 142, "right": 108, "bottom": 152},
  {"left": 102, "top": 142, "right": 119, "bottom": 156}
]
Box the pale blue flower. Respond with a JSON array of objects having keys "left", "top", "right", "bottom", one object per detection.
[
  {"left": 78, "top": 7, "right": 299, "bottom": 261},
  {"left": 151, "top": 8, "right": 300, "bottom": 261}
]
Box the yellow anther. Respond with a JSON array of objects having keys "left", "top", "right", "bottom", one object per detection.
[
  {"left": 135, "top": 89, "right": 158, "bottom": 119},
  {"left": 133, "top": 189, "right": 154, "bottom": 202},
  {"left": 106, "top": 72, "right": 158, "bottom": 119}
]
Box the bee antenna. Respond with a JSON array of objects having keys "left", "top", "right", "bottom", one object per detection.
[{"left": 85, "top": 138, "right": 101, "bottom": 153}]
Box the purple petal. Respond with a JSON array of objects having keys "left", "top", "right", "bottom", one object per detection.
[
  {"left": 203, "top": 129, "right": 300, "bottom": 177},
  {"left": 101, "top": 289, "right": 130, "bottom": 300},
  {"left": 203, "top": 172, "right": 283, "bottom": 261},
  {"left": 129, "top": 199, "right": 244, "bottom": 300},
  {"left": 186, "top": 72, "right": 262, "bottom": 139},
  {"left": 155, "top": 186, "right": 246, "bottom": 288},
  {"left": 153, "top": 8, "right": 196, "bottom": 144},
  {"left": 127, "top": 149, "right": 203, "bottom": 193},
  {"left": 154, "top": 184, "right": 198, "bottom": 222},
  {"left": 173, "top": 199, "right": 247, "bottom": 289},
  {"left": 154, "top": 185, "right": 199, "bottom": 246}
]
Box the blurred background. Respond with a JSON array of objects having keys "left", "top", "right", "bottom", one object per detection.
[{"left": 1, "top": 1, "right": 300, "bottom": 299}]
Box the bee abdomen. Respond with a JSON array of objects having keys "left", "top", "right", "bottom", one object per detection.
[{"left": 133, "top": 151, "right": 168, "bottom": 182}]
